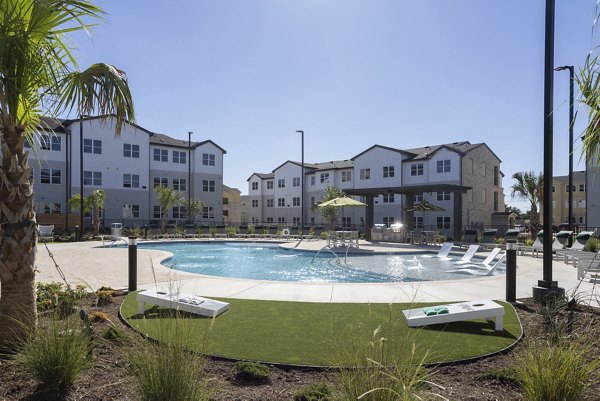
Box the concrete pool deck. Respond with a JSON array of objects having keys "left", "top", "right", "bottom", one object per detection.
[{"left": 34, "top": 239, "right": 600, "bottom": 306}]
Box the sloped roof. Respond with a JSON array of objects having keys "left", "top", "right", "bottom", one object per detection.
[
  {"left": 351, "top": 144, "right": 411, "bottom": 160},
  {"left": 38, "top": 116, "right": 69, "bottom": 133},
  {"left": 305, "top": 159, "right": 354, "bottom": 172},
  {"left": 246, "top": 172, "right": 274, "bottom": 181},
  {"left": 404, "top": 141, "right": 472, "bottom": 160}
]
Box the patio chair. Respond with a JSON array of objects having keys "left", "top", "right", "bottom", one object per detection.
[
  {"left": 520, "top": 230, "right": 544, "bottom": 257},
  {"left": 184, "top": 225, "right": 196, "bottom": 238},
  {"left": 148, "top": 227, "right": 161, "bottom": 239},
  {"left": 403, "top": 299, "right": 505, "bottom": 331},
  {"left": 575, "top": 251, "right": 600, "bottom": 279},
  {"left": 447, "top": 254, "right": 506, "bottom": 276},
  {"left": 456, "top": 247, "right": 502, "bottom": 270},
  {"left": 422, "top": 242, "right": 454, "bottom": 260},
  {"left": 454, "top": 244, "right": 480, "bottom": 265},
  {"left": 458, "top": 229, "right": 478, "bottom": 249},
  {"left": 349, "top": 230, "right": 359, "bottom": 248},
  {"left": 37, "top": 224, "right": 54, "bottom": 242},
  {"left": 557, "top": 231, "right": 596, "bottom": 264}
]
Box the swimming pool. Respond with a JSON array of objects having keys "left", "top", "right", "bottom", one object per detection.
[{"left": 140, "top": 242, "right": 500, "bottom": 283}]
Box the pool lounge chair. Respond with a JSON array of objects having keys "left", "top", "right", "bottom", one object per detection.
[
  {"left": 454, "top": 244, "right": 480, "bottom": 265},
  {"left": 422, "top": 242, "right": 454, "bottom": 260},
  {"left": 403, "top": 299, "right": 505, "bottom": 331},
  {"left": 458, "top": 229, "right": 478, "bottom": 249},
  {"left": 557, "top": 231, "right": 596, "bottom": 264},
  {"left": 575, "top": 251, "right": 600, "bottom": 279},
  {"left": 456, "top": 247, "right": 502, "bottom": 270},
  {"left": 37, "top": 224, "right": 54, "bottom": 242},
  {"left": 446, "top": 254, "right": 505, "bottom": 276},
  {"left": 184, "top": 225, "right": 197, "bottom": 238},
  {"left": 137, "top": 288, "right": 229, "bottom": 317}
]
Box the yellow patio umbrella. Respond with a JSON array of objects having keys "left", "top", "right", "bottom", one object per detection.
[{"left": 317, "top": 196, "right": 367, "bottom": 208}]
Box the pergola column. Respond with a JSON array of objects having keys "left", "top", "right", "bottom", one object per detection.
[
  {"left": 453, "top": 191, "right": 463, "bottom": 241},
  {"left": 365, "top": 194, "right": 374, "bottom": 241},
  {"left": 405, "top": 193, "right": 415, "bottom": 231}
]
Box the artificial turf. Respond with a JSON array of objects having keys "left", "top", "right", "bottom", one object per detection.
[{"left": 121, "top": 293, "right": 521, "bottom": 366}]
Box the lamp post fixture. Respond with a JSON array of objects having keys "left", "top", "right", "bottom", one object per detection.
[
  {"left": 188, "top": 131, "right": 193, "bottom": 224},
  {"left": 296, "top": 130, "right": 304, "bottom": 237},
  {"left": 554, "top": 65, "right": 574, "bottom": 237}
]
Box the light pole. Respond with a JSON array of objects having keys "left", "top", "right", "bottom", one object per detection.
[
  {"left": 188, "top": 131, "right": 193, "bottom": 224},
  {"left": 554, "top": 65, "right": 574, "bottom": 237},
  {"left": 296, "top": 130, "right": 304, "bottom": 237}
]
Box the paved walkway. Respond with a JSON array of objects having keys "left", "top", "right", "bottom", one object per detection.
[{"left": 34, "top": 239, "right": 600, "bottom": 306}]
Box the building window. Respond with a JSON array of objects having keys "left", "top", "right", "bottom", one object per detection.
[
  {"left": 202, "top": 206, "right": 215, "bottom": 219},
  {"left": 123, "top": 143, "right": 140, "bottom": 158},
  {"left": 153, "top": 206, "right": 162, "bottom": 219},
  {"left": 411, "top": 163, "right": 424, "bottom": 176},
  {"left": 293, "top": 197, "right": 300, "bottom": 206},
  {"left": 153, "top": 148, "right": 168, "bottom": 162},
  {"left": 414, "top": 194, "right": 424, "bottom": 203},
  {"left": 39, "top": 202, "right": 62, "bottom": 214},
  {"left": 342, "top": 217, "right": 352, "bottom": 227},
  {"left": 292, "top": 177, "right": 300, "bottom": 187},
  {"left": 437, "top": 159, "right": 451, "bottom": 173},
  {"left": 173, "top": 150, "right": 186, "bottom": 164},
  {"left": 320, "top": 173, "right": 329, "bottom": 183},
  {"left": 383, "top": 166, "right": 395, "bottom": 178},
  {"left": 437, "top": 216, "right": 451, "bottom": 229},
  {"left": 413, "top": 216, "right": 423, "bottom": 229},
  {"left": 360, "top": 168, "right": 370, "bottom": 180},
  {"left": 493, "top": 191, "right": 499, "bottom": 212},
  {"left": 552, "top": 186, "right": 555, "bottom": 192},
  {"left": 41, "top": 169, "right": 61, "bottom": 184},
  {"left": 153, "top": 177, "right": 168, "bottom": 188},
  {"left": 172, "top": 206, "right": 187, "bottom": 219},
  {"left": 172, "top": 178, "right": 186, "bottom": 191},
  {"left": 278, "top": 179, "right": 285, "bottom": 188},
  {"left": 293, "top": 217, "right": 301, "bottom": 226},
  {"left": 251, "top": 182, "right": 258, "bottom": 191},
  {"left": 580, "top": 184, "right": 586, "bottom": 192},
  {"left": 123, "top": 204, "right": 140, "bottom": 218},
  {"left": 278, "top": 217, "right": 286, "bottom": 224},
  {"left": 342, "top": 171, "right": 352, "bottom": 182},
  {"left": 436, "top": 192, "right": 451, "bottom": 201},
  {"left": 123, "top": 174, "right": 140, "bottom": 188},
  {"left": 40, "top": 135, "right": 51, "bottom": 150},
  {"left": 278, "top": 198, "right": 285, "bottom": 207},
  {"left": 252, "top": 199, "right": 258, "bottom": 208},
  {"left": 266, "top": 180, "right": 273, "bottom": 189},
  {"left": 382, "top": 194, "right": 394, "bottom": 203},
  {"left": 494, "top": 165, "right": 499, "bottom": 186},
  {"left": 266, "top": 217, "right": 274, "bottom": 223},
  {"left": 266, "top": 199, "right": 274, "bottom": 207},
  {"left": 203, "top": 153, "right": 215, "bottom": 166},
  {"left": 310, "top": 176, "right": 315, "bottom": 186},
  {"left": 383, "top": 217, "right": 394, "bottom": 226},
  {"left": 311, "top": 196, "right": 316, "bottom": 205},
  {"left": 44, "top": 135, "right": 61, "bottom": 151},
  {"left": 202, "top": 180, "right": 215, "bottom": 192},
  {"left": 84, "top": 171, "right": 102, "bottom": 186},
  {"left": 223, "top": 198, "right": 229, "bottom": 205},
  {"left": 83, "top": 139, "right": 102, "bottom": 154}
]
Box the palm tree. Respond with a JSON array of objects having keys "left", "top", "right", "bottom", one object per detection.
[
  {"left": 68, "top": 190, "right": 106, "bottom": 237},
  {"left": 155, "top": 185, "right": 183, "bottom": 234},
  {"left": 511, "top": 172, "right": 544, "bottom": 237},
  {"left": 0, "top": 0, "right": 135, "bottom": 348},
  {"left": 577, "top": 53, "right": 600, "bottom": 165},
  {"left": 313, "top": 187, "right": 345, "bottom": 230}
]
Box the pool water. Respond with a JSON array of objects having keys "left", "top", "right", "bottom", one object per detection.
[{"left": 139, "top": 242, "right": 499, "bottom": 283}]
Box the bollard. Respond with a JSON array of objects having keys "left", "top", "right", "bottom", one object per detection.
[
  {"left": 506, "top": 242, "right": 517, "bottom": 302},
  {"left": 128, "top": 236, "right": 138, "bottom": 291}
]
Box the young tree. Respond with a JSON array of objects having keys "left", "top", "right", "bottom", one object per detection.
[
  {"left": 182, "top": 198, "right": 206, "bottom": 224},
  {"left": 68, "top": 190, "right": 105, "bottom": 237},
  {"left": 511, "top": 172, "right": 543, "bottom": 237},
  {"left": 155, "top": 185, "right": 183, "bottom": 233},
  {"left": 0, "top": 0, "right": 135, "bottom": 348},
  {"left": 313, "top": 187, "right": 345, "bottom": 230}
]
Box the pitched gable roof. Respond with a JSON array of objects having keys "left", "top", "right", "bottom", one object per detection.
[{"left": 351, "top": 144, "right": 410, "bottom": 161}]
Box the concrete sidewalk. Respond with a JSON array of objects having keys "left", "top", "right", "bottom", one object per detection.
[{"left": 34, "top": 239, "right": 600, "bottom": 306}]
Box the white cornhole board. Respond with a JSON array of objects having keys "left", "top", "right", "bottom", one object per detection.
[
  {"left": 402, "top": 299, "right": 505, "bottom": 331},
  {"left": 137, "top": 288, "right": 229, "bottom": 317}
]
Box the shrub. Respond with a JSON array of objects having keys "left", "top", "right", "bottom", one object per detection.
[
  {"left": 225, "top": 227, "right": 238, "bottom": 237},
  {"left": 36, "top": 282, "right": 87, "bottom": 317},
  {"left": 89, "top": 311, "right": 111, "bottom": 323},
  {"left": 293, "top": 381, "right": 332, "bottom": 401},
  {"left": 516, "top": 343, "right": 600, "bottom": 401},
  {"left": 247, "top": 224, "right": 255, "bottom": 234},
  {"left": 495, "top": 237, "right": 506, "bottom": 244},
  {"left": 102, "top": 325, "right": 128, "bottom": 345},
  {"left": 234, "top": 361, "right": 271, "bottom": 382},
  {"left": 320, "top": 232, "right": 329, "bottom": 239},
  {"left": 95, "top": 290, "right": 114, "bottom": 306},
  {"left": 524, "top": 239, "right": 534, "bottom": 246},
  {"left": 15, "top": 318, "right": 92, "bottom": 389},
  {"left": 209, "top": 227, "right": 217, "bottom": 237},
  {"left": 584, "top": 237, "right": 600, "bottom": 252},
  {"left": 479, "top": 366, "right": 519, "bottom": 384}
]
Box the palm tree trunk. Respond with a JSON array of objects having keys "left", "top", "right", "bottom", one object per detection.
[
  {"left": 0, "top": 126, "right": 37, "bottom": 348},
  {"left": 93, "top": 209, "right": 100, "bottom": 237}
]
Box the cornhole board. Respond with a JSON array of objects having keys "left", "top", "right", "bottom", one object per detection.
[
  {"left": 137, "top": 288, "right": 229, "bottom": 317},
  {"left": 402, "top": 299, "right": 504, "bottom": 331}
]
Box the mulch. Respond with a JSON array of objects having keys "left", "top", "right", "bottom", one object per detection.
[{"left": 1, "top": 293, "right": 599, "bottom": 401}]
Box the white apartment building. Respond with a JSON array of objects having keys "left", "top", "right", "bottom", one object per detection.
[
  {"left": 246, "top": 141, "right": 505, "bottom": 240},
  {"left": 29, "top": 116, "right": 226, "bottom": 231},
  {"left": 587, "top": 156, "right": 600, "bottom": 228}
]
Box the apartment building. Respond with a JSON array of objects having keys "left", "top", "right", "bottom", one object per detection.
[
  {"left": 587, "top": 156, "right": 600, "bottom": 228},
  {"left": 552, "top": 171, "right": 587, "bottom": 226},
  {"left": 246, "top": 141, "right": 505, "bottom": 239},
  {"left": 30, "top": 116, "right": 225, "bottom": 231},
  {"left": 223, "top": 185, "right": 242, "bottom": 225}
]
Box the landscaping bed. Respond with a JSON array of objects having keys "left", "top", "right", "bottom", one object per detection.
[{"left": 0, "top": 291, "right": 598, "bottom": 400}]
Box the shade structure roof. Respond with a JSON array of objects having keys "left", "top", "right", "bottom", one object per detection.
[
  {"left": 403, "top": 200, "right": 446, "bottom": 212},
  {"left": 317, "top": 196, "right": 367, "bottom": 207},
  {"left": 344, "top": 183, "right": 471, "bottom": 196}
]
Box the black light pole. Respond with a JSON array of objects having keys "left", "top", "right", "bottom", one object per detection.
[
  {"left": 554, "top": 65, "right": 574, "bottom": 235},
  {"left": 188, "top": 131, "right": 193, "bottom": 223},
  {"left": 296, "top": 130, "right": 304, "bottom": 236},
  {"left": 534, "top": 0, "right": 564, "bottom": 303},
  {"left": 79, "top": 114, "right": 85, "bottom": 240}
]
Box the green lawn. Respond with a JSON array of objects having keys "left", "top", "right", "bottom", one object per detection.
[{"left": 121, "top": 293, "right": 521, "bottom": 366}]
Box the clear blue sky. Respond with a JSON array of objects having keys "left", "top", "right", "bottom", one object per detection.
[{"left": 71, "top": 0, "right": 599, "bottom": 211}]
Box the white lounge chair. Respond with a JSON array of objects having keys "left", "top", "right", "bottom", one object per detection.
[
  {"left": 136, "top": 288, "right": 229, "bottom": 317},
  {"left": 37, "top": 224, "right": 54, "bottom": 242},
  {"left": 454, "top": 244, "right": 480, "bottom": 265},
  {"left": 456, "top": 247, "right": 502, "bottom": 269},
  {"left": 520, "top": 230, "right": 544, "bottom": 257},
  {"left": 557, "top": 231, "right": 595, "bottom": 264},
  {"left": 447, "top": 255, "right": 506, "bottom": 276},
  {"left": 403, "top": 299, "right": 505, "bottom": 331},
  {"left": 422, "top": 242, "right": 454, "bottom": 260}
]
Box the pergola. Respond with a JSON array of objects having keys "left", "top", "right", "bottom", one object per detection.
[{"left": 344, "top": 184, "right": 472, "bottom": 240}]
